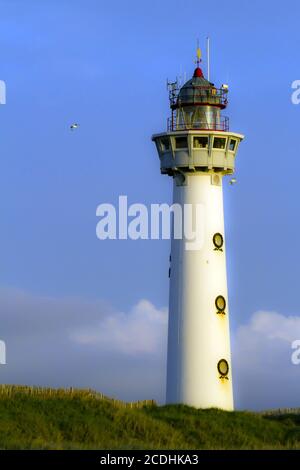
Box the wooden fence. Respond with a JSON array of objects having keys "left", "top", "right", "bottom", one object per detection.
[
  {"left": 261, "top": 408, "right": 300, "bottom": 416},
  {"left": 0, "top": 385, "right": 156, "bottom": 409}
]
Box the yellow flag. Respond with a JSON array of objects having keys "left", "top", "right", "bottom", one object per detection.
[{"left": 196, "top": 47, "right": 202, "bottom": 60}]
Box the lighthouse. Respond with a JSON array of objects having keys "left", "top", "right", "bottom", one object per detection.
[{"left": 152, "top": 50, "right": 244, "bottom": 410}]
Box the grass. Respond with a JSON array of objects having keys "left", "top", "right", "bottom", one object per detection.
[{"left": 0, "top": 385, "right": 299, "bottom": 449}]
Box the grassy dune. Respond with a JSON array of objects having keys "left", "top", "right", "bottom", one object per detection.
[{"left": 0, "top": 385, "right": 299, "bottom": 449}]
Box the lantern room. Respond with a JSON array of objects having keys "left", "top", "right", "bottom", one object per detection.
[{"left": 168, "top": 66, "right": 229, "bottom": 132}]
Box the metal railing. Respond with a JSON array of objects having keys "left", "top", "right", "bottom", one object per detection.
[{"left": 167, "top": 116, "right": 229, "bottom": 132}]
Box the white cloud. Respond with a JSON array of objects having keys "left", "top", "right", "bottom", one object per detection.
[
  {"left": 238, "top": 310, "right": 300, "bottom": 342},
  {"left": 0, "top": 287, "right": 167, "bottom": 403},
  {"left": 70, "top": 299, "right": 167, "bottom": 355},
  {"left": 233, "top": 310, "right": 300, "bottom": 410}
]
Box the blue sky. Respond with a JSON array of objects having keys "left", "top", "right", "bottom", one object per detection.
[{"left": 1, "top": 0, "right": 300, "bottom": 409}]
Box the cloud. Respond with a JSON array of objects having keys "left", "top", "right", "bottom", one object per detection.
[
  {"left": 1, "top": 286, "right": 300, "bottom": 410},
  {"left": 0, "top": 287, "right": 167, "bottom": 403},
  {"left": 70, "top": 299, "right": 167, "bottom": 355},
  {"left": 233, "top": 311, "right": 300, "bottom": 410},
  {"left": 239, "top": 311, "right": 300, "bottom": 342}
]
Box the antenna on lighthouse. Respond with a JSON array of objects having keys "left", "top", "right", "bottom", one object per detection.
[{"left": 207, "top": 36, "right": 210, "bottom": 81}]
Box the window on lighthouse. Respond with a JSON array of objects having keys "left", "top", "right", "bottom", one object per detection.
[
  {"left": 213, "top": 233, "right": 224, "bottom": 250},
  {"left": 215, "top": 295, "right": 226, "bottom": 314},
  {"left": 160, "top": 138, "right": 170, "bottom": 152},
  {"left": 213, "top": 137, "right": 226, "bottom": 149},
  {"left": 175, "top": 137, "right": 188, "bottom": 149},
  {"left": 193, "top": 136, "right": 208, "bottom": 149},
  {"left": 217, "top": 359, "right": 229, "bottom": 379},
  {"left": 229, "top": 139, "right": 237, "bottom": 151}
]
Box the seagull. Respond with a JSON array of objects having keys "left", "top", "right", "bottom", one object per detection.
[
  {"left": 230, "top": 178, "right": 237, "bottom": 185},
  {"left": 70, "top": 123, "right": 79, "bottom": 130}
]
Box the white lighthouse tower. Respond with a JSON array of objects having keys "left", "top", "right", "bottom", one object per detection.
[{"left": 152, "top": 50, "right": 243, "bottom": 410}]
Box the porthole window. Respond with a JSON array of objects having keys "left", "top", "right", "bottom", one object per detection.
[
  {"left": 217, "top": 359, "right": 229, "bottom": 378},
  {"left": 213, "top": 233, "right": 223, "bottom": 250},
  {"left": 215, "top": 295, "right": 226, "bottom": 313},
  {"left": 212, "top": 174, "right": 221, "bottom": 186}
]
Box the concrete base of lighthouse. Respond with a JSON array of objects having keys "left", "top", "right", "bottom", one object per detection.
[{"left": 166, "top": 173, "right": 233, "bottom": 410}]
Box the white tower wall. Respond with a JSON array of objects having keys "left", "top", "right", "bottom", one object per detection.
[{"left": 167, "top": 173, "right": 233, "bottom": 410}]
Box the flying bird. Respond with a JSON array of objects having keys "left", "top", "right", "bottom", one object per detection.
[
  {"left": 229, "top": 178, "right": 237, "bottom": 185},
  {"left": 70, "top": 123, "right": 79, "bottom": 130}
]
